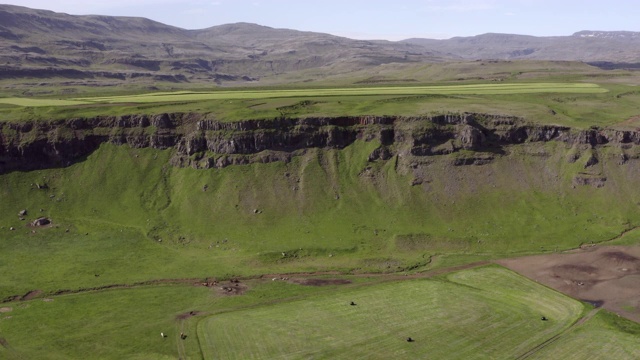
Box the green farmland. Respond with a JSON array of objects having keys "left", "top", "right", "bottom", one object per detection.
[
  {"left": 199, "top": 267, "right": 586, "bottom": 360},
  {"left": 0, "top": 82, "right": 605, "bottom": 108},
  {"left": 3, "top": 266, "right": 640, "bottom": 359},
  {"left": 76, "top": 82, "right": 606, "bottom": 103}
]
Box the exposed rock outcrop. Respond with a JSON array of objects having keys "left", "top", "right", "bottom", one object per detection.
[{"left": 2, "top": 112, "right": 639, "bottom": 184}]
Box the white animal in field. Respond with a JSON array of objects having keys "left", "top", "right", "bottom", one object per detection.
[{"left": 161, "top": 332, "right": 166, "bottom": 338}]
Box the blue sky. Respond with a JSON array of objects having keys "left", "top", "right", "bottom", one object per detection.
[{"left": 5, "top": 0, "right": 640, "bottom": 40}]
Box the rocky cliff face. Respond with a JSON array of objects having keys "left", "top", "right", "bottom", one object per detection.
[{"left": 2, "top": 113, "right": 639, "bottom": 186}]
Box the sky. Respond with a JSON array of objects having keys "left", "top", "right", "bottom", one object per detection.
[{"left": 4, "top": 0, "right": 640, "bottom": 40}]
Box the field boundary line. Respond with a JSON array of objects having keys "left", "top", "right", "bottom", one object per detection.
[{"left": 516, "top": 308, "right": 600, "bottom": 360}]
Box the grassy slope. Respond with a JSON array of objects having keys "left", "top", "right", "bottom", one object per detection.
[{"left": 2, "top": 136, "right": 640, "bottom": 299}]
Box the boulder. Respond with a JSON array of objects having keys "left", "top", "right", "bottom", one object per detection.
[{"left": 31, "top": 217, "right": 51, "bottom": 227}]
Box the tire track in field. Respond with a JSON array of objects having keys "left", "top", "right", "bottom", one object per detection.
[
  {"left": 515, "top": 308, "right": 601, "bottom": 360},
  {"left": 596, "top": 224, "right": 640, "bottom": 246},
  {"left": 0, "top": 334, "right": 26, "bottom": 360}
]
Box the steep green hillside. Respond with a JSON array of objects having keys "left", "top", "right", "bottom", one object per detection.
[{"left": 2, "top": 135, "right": 639, "bottom": 299}]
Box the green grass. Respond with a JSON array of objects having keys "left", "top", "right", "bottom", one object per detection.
[
  {"left": 2, "top": 137, "right": 639, "bottom": 299},
  {"left": 530, "top": 311, "right": 640, "bottom": 359},
  {"left": 0, "top": 98, "right": 90, "bottom": 107},
  {"left": 2, "top": 266, "right": 638, "bottom": 359},
  {"left": 72, "top": 83, "right": 605, "bottom": 104},
  {"left": 0, "top": 279, "right": 349, "bottom": 359},
  {"left": 198, "top": 266, "right": 583, "bottom": 359},
  {"left": 1, "top": 81, "right": 638, "bottom": 129}
]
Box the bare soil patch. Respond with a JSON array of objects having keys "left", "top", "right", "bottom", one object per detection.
[
  {"left": 498, "top": 245, "right": 640, "bottom": 323},
  {"left": 21, "top": 290, "right": 42, "bottom": 301},
  {"left": 0, "top": 337, "right": 8, "bottom": 348},
  {"left": 176, "top": 310, "right": 203, "bottom": 320},
  {"left": 214, "top": 279, "right": 248, "bottom": 296},
  {"left": 0, "top": 307, "right": 12, "bottom": 313},
  {"left": 290, "top": 278, "right": 352, "bottom": 286}
]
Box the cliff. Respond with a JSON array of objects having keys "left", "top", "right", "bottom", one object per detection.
[{"left": 1, "top": 113, "right": 639, "bottom": 187}]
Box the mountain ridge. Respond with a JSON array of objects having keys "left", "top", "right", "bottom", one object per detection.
[{"left": 1, "top": 4, "right": 639, "bottom": 88}]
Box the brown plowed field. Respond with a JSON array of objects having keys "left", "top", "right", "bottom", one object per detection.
[{"left": 498, "top": 245, "right": 640, "bottom": 323}]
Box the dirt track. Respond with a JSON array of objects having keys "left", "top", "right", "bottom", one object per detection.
[{"left": 498, "top": 245, "right": 640, "bottom": 323}]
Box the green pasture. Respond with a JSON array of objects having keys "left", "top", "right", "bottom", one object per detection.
[
  {"left": 1, "top": 81, "right": 638, "bottom": 129},
  {"left": 0, "top": 279, "right": 348, "bottom": 359},
  {"left": 199, "top": 266, "right": 582, "bottom": 359},
  {"left": 76, "top": 83, "right": 606, "bottom": 103},
  {"left": 0, "top": 82, "right": 605, "bottom": 108},
  {"left": 0, "top": 98, "right": 89, "bottom": 107},
  {"left": 530, "top": 311, "right": 640, "bottom": 359},
  {"left": 1, "top": 265, "right": 639, "bottom": 359}
]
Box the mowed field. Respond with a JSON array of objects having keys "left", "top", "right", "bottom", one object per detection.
[
  {"left": 2, "top": 265, "right": 640, "bottom": 359},
  {"left": 0, "top": 82, "right": 605, "bottom": 107},
  {"left": 529, "top": 311, "right": 640, "bottom": 360},
  {"left": 199, "top": 267, "right": 586, "bottom": 360}
]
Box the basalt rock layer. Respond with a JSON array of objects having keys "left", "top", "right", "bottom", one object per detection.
[{"left": 1, "top": 113, "right": 639, "bottom": 188}]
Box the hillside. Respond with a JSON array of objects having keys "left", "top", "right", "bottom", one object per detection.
[
  {"left": 2, "top": 4, "right": 640, "bottom": 91},
  {"left": 403, "top": 31, "right": 640, "bottom": 63},
  {"left": 0, "top": 5, "right": 445, "bottom": 87}
]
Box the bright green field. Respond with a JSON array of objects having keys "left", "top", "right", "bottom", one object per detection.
[
  {"left": 530, "top": 311, "right": 640, "bottom": 360},
  {"left": 0, "top": 82, "right": 605, "bottom": 108},
  {"left": 199, "top": 266, "right": 583, "bottom": 359},
  {"left": 77, "top": 83, "right": 606, "bottom": 103},
  {"left": 2, "top": 81, "right": 638, "bottom": 130},
  {"left": 2, "top": 266, "right": 639, "bottom": 359}
]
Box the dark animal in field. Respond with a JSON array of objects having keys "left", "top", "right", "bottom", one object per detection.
[
  {"left": 406, "top": 337, "right": 414, "bottom": 342},
  {"left": 541, "top": 316, "right": 548, "bottom": 321},
  {"left": 350, "top": 301, "right": 356, "bottom": 306}
]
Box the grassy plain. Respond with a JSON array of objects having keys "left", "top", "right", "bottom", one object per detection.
[
  {"left": 1, "top": 80, "right": 639, "bottom": 129},
  {"left": 6, "top": 266, "right": 640, "bottom": 360},
  {"left": 199, "top": 266, "right": 584, "bottom": 359},
  {"left": 530, "top": 311, "right": 640, "bottom": 359}
]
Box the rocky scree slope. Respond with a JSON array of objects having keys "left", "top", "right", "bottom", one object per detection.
[{"left": 1, "top": 113, "right": 638, "bottom": 188}]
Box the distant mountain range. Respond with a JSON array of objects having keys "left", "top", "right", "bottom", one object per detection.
[
  {"left": 0, "top": 4, "right": 639, "bottom": 86},
  {"left": 402, "top": 30, "right": 640, "bottom": 63}
]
